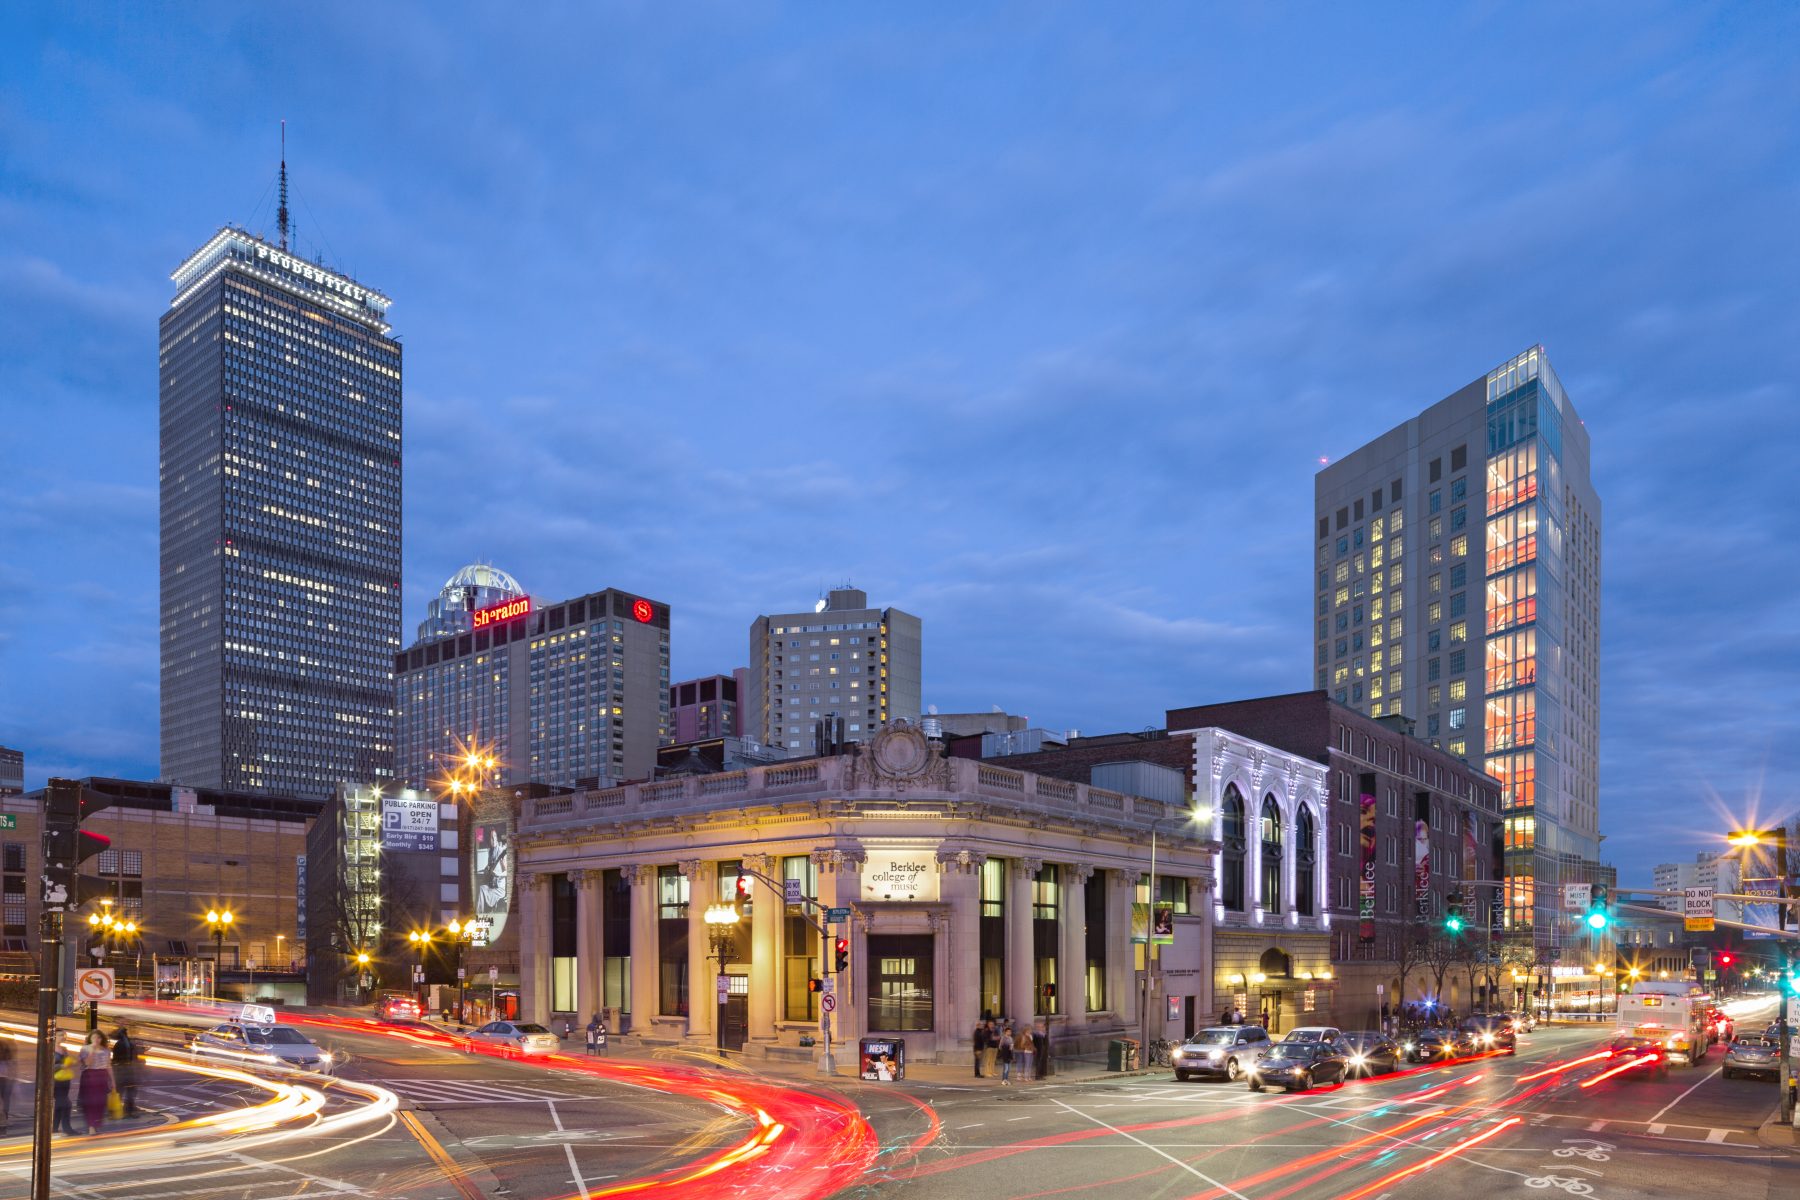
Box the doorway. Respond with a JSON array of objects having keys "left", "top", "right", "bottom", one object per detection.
[{"left": 722, "top": 992, "right": 749, "bottom": 1052}]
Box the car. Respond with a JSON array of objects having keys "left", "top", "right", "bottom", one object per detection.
[
  {"left": 1607, "top": 1031, "right": 1670, "bottom": 1079},
  {"left": 1281, "top": 1026, "right": 1344, "bottom": 1046},
  {"left": 1723, "top": 1035, "right": 1780, "bottom": 1080},
  {"left": 1458, "top": 1015, "right": 1517, "bottom": 1055},
  {"left": 1171, "top": 1026, "right": 1272, "bottom": 1082},
  {"left": 1248, "top": 1042, "right": 1348, "bottom": 1092},
  {"left": 1402, "top": 1027, "right": 1474, "bottom": 1063},
  {"left": 378, "top": 993, "right": 423, "bottom": 1021},
  {"left": 1504, "top": 1010, "right": 1536, "bottom": 1033},
  {"left": 1338, "top": 1031, "right": 1401, "bottom": 1076},
  {"left": 466, "top": 1020, "right": 560, "bottom": 1056},
  {"left": 1705, "top": 1009, "right": 1734, "bottom": 1045},
  {"left": 191, "top": 1021, "right": 334, "bottom": 1071}
]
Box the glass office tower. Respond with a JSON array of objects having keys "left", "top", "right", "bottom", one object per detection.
[
  {"left": 1313, "top": 346, "right": 1601, "bottom": 950},
  {"left": 160, "top": 229, "right": 402, "bottom": 795}
]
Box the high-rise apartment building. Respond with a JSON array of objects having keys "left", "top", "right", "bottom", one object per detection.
[
  {"left": 1313, "top": 346, "right": 1601, "bottom": 946},
  {"left": 747, "top": 587, "right": 921, "bottom": 751},
  {"left": 1651, "top": 854, "right": 1743, "bottom": 926},
  {"left": 161, "top": 226, "right": 402, "bottom": 796},
  {"left": 394, "top": 566, "right": 670, "bottom": 789},
  {"left": 0, "top": 747, "right": 22, "bottom": 796},
  {"left": 669, "top": 673, "right": 744, "bottom": 742}
]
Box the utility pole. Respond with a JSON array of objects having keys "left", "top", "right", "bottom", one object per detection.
[{"left": 30, "top": 908, "right": 61, "bottom": 1200}]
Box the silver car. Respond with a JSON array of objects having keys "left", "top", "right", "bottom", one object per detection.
[
  {"left": 467, "top": 1020, "right": 560, "bottom": 1056},
  {"left": 192, "top": 1022, "right": 334, "bottom": 1071},
  {"left": 1723, "top": 1036, "right": 1780, "bottom": 1080}
]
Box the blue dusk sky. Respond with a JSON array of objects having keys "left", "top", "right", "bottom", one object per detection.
[{"left": 2, "top": 4, "right": 1796, "bottom": 884}]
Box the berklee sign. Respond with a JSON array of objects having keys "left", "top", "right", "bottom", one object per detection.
[{"left": 472, "top": 595, "right": 533, "bottom": 630}]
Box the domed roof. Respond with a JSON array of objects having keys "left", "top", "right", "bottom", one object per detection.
[{"left": 441, "top": 563, "right": 524, "bottom": 596}]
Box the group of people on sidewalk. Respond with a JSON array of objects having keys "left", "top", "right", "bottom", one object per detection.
[
  {"left": 971, "top": 1016, "right": 1053, "bottom": 1084},
  {"left": 34, "top": 1026, "right": 142, "bottom": 1137}
]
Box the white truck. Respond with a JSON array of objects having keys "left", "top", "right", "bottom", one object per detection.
[{"left": 1616, "top": 979, "right": 1713, "bottom": 1068}]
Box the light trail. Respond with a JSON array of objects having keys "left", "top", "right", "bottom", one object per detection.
[
  {"left": 1578, "top": 1053, "right": 1662, "bottom": 1089},
  {"left": 1517, "top": 1049, "right": 1613, "bottom": 1082},
  {"left": 1326, "top": 1115, "right": 1523, "bottom": 1200}
]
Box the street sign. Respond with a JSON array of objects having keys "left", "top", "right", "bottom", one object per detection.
[
  {"left": 717, "top": 976, "right": 729, "bottom": 999},
  {"left": 1685, "top": 886, "right": 1716, "bottom": 932},
  {"left": 488, "top": 965, "right": 499, "bottom": 982},
  {"left": 784, "top": 879, "right": 803, "bottom": 904},
  {"left": 74, "top": 967, "right": 115, "bottom": 1004},
  {"left": 826, "top": 906, "right": 850, "bottom": 923},
  {"left": 0, "top": 814, "right": 15, "bottom": 830},
  {"left": 821, "top": 993, "right": 837, "bottom": 1013},
  {"left": 822, "top": 977, "right": 835, "bottom": 995},
  {"left": 1563, "top": 883, "right": 1592, "bottom": 912},
  {"left": 457, "top": 967, "right": 466, "bottom": 980}
]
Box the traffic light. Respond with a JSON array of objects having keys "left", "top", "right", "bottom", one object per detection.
[
  {"left": 735, "top": 873, "right": 751, "bottom": 902},
  {"left": 42, "top": 779, "right": 112, "bottom": 912},
  {"left": 1719, "top": 952, "right": 1735, "bottom": 970},
  {"left": 806, "top": 977, "right": 822, "bottom": 994},
  {"left": 834, "top": 936, "right": 849, "bottom": 973},
  {"left": 1585, "top": 883, "right": 1611, "bottom": 931},
  {"left": 1044, "top": 982, "right": 1057, "bottom": 999},
  {"left": 1445, "top": 888, "right": 1465, "bottom": 935}
]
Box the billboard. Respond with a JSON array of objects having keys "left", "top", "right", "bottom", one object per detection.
[
  {"left": 1413, "top": 817, "right": 1431, "bottom": 919},
  {"left": 1358, "top": 792, "right": 1376, "bottom": 944},
  {"left": 381, "top": 795, "right": 439, "bottom": 852},
  {"left": 1131, "top": 902, "right": 1175, "bottom": 945},
  {"left": 472, "top": 814, "right": 515, "bottom": 946}
]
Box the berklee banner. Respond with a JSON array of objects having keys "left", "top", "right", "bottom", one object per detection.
[
  {"left": 1358, "top": 792, "right": 1377, "bottom": 944},
  {"left": 1413, "top": 815, "right": 1431, "bottom": 919}
]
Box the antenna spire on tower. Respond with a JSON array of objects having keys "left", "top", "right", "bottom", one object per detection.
[{"left": 277, "top": 120, "right": 290, "bottom": 251}]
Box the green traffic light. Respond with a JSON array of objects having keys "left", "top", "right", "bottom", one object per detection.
[
  {"left": 1445, "top": 915, "right": 1464, "bottom": 934},
  {"left": 1585, "top": 911, "right": 1608, "bottom": 930}
]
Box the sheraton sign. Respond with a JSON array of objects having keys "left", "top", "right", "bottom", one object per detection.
[{"left": 472, "top": 595, "right": 533, "bottom": 629}]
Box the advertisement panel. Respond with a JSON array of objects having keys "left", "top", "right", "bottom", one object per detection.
[
  {"left": 472, "top": 815, "right": 515, "bottom": 946},
  {"left": 1358, "top": 793, "right": 1377, "bottom": 944},
  {"left": 381, "top": 795, "right": 439, "bottom": 852},
  {"left": 1413, "top": 818, "right": 1431, "bottom": 919},
  {"left": 1131, "top": 903, "right": 1175, "bottom": 945}
]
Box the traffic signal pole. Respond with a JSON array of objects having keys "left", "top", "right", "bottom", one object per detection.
[{"left": 30, "top": 908, "right": 62, "bottom": 1200}]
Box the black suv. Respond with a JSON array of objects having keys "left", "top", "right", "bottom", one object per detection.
[
  {"left": 1248, "top": 1041, "right": 1348, "bottom": 1092},
  {"left": 1458, "top": 1015, "right": 1517, "bottom": 1055}
]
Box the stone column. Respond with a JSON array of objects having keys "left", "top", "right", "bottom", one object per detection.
[
  {"left": 1059, "top": 864, "right": 1092, "bottom": 1046},
  {"left": 681, "top": 859, "right": 715, "bottom": 1042},
  {"left": 573, "top": 869, "right": 604, "bottom": 1021},
  {"left": 746, "top": 854, "right": 779, "bottom": 1046},
  {"left": 1005, "top": 857, "right": 1037, "bottom": 1027},
  {"left": 937, "top": 849, "right": 985, "bottom": 1058},
  {"left": 517, "top": 872, "right": 550, "bottom": 1025},
  {"left": 628, "top": 864, "right": 659, "bottom": 1034},
  {"left": 1109, "top": 869, "right": 1140, "bottom": 1032}
]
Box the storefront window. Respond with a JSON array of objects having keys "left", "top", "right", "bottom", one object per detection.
[
  {"left": 1220, "top": 786, "right": 1246, "bottom": 911},
  {"left": 658, "top": 865, "right": 688, "bottom": 1016},
  {"left": 867, "top": 934, "right": 934, "bottom": 1031},
  {"left": 783, "top": 855, "right": 818, "bottom": 1021},
  {"left": 1085, "top": 869, "right": 1107, "bottom": 1013}
]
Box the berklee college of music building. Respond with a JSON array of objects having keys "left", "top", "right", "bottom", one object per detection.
[{"left": 508, "top": 722, "right": 1333, "bottom": 1064}]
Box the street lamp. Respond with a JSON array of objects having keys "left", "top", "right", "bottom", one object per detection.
[
  {"left": 205, "top": 908, "right": 235, "bottom": 994},
  {"left": 1143, "top": 804, "right": 1211, "bottom": 1052},
  {"left": 408, "top": 930, "right": 432, "bottom": 1005},
  {"left": 354, "top": 951, "right": 373, "bottom": 1003},
  {"left": 1729, "top": 826, "right": 1793, "bottom": 1122},
  {"left": 446, "top": 919, "right": 479, "bottom": 1023},
  {"left": 704, "top": 904, "right": 741, "bottom": 1055}
]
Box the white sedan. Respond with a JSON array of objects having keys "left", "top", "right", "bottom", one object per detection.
[
  {"left": 191, "top": 1022, "right": 334, "bottom": 1071},
  {"left": 466, "top": 1020, "right": 560, "bottom": 1056}
]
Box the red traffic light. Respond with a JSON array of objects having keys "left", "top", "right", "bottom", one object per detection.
[
  {"left": 1719, "top": 953, "right": 1734, "bottom": 967},
  {"left": 735, "top": 874, "right": 750, "bottom": 898},
  {"left": 835, "top": 937, "right": 848, "bottom": 954}
]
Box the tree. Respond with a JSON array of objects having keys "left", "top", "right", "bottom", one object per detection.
[
  {"left": 1387, "top": 923, "right": 1431, "bottom": 1010},
  {"left": 1421, "top": 928, "right": 1462, "bottom": 1008}
]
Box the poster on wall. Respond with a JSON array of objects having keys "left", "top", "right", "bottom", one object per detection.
[
  {"left": 1358, "top": 792, "right": 1377, "bottom": 944},
  {"left": 381, "top": 795, "right": 439, "bottom": 851},
  {"left": 1413, "top": 818, "right": 1431, "bottom": 918},
  {"left": 472, "top": 815, "right": 514, "bottom": 946},
  {"left": 1131, "top": 903, "right": 1175, "bottom": 945}
]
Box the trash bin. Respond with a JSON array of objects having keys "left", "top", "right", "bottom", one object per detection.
[{"left": 1109, "top": 1038, "right": 1141, "bottom": 1072}]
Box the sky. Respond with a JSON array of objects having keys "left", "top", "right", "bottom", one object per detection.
[{"left": 2, "top": 3, "right": 1797, "bottom": 884}]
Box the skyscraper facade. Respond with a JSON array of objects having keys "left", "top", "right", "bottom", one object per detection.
[
  {"left": 394, "top": 568, "right": 671, "bottom": 789},
  {"left": 746, "top": 587, "right": 921, "bottom": 751},
  {"left": 1313, "top": 346, "right": 1601, "bottom": 947},
  {"left": 160, "top": 228, "right": 402, "bottom": 796}
]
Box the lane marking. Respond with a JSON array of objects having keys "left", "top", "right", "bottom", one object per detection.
[
  {"left": 548, "top": 1099, "right": 591, "bottom": 1200},
  {"left": 1705, "top": 1128, "right": 1729, "bottom": 1143},
  {"left": 396, "top": 1109, "right": 483, "bottom": 1200},
  {"left": 1647, "top": 1123, "right": 1667, "bottom": 1135},
  {"left": 1050, "top": 1097, "right": 1252, "bottom": 1200},
  {"left": 1647, "top": 1065, "right": 1722, "bottom": 1125}
]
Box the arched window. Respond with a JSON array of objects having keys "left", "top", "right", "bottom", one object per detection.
[
  {"left": 1259, "top": 947, "right": 1292, "bottom": 978},
  {"left": 1295, "top": 804, "right": 1317, "bottom": 916},
  {"left": 1220, "top": 785, "right": 1246, "bottom": 912},
  {"left": 1259, "top": 795, "right": 1283, "bottom": 911}
]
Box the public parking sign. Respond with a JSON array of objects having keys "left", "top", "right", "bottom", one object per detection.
[{"left": 75, "top": 967, "right": 115, "bottom": 1004}]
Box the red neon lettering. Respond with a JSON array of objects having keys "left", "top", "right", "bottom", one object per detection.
[
  {"left": 632, "top": 599, "right": 654, "bottom": 623},
  {"left": 472, "top": 596, "right": 533, "bottom": 629}
]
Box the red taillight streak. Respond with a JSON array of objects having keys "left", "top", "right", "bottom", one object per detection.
[
  {"left": 1579, "top": 1054, "right": 1658, "bottom": 1089},
  {"left": 1327, "top": 1116, "right": 1524, "bottom": 1200},
  {"left": 1517, "top": 1049, "right": 1612, "bottom": 1082}
]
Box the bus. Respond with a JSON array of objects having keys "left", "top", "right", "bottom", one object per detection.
[{"left": 1616, "top": 979, "right": 1712, "bottom": 1067}]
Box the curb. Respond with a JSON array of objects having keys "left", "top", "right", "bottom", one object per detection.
[{"left": 1757, "top": 1111, "right": 1800, "bottom": 1153}]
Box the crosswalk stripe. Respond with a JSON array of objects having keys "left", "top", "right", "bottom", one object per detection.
[
  {"left": 1705, "top": 1129, "right": 1729, "bottom": 1143},
  {"left": 385, "top": 1078, "right": 594, "bottom": 1104}
]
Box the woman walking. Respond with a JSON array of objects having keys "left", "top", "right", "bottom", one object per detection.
[
  {"left": 997, "top": 1025, "right": 1015, "bottom": 1084},
  {"left": 77, "top": 1030, "right": 114, "bottom": 1135}
]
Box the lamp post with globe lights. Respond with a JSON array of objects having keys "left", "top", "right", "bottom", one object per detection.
[{"left": 205, "top": 908, "right": 234, "bottom": 997}]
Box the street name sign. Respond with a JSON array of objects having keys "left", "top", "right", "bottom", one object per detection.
[{"left": 826, "top": 906, "right": 850, "bottom": 923}]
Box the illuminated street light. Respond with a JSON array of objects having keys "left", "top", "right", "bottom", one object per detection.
[{"left": 705, "top": 904, "right": 742, "bottom": 1055}]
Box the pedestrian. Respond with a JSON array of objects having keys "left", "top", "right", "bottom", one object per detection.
[
  {"left": 1260, "top": 1006, "right": 1270, "bottom": 1032},
  {"left": 1233, "top": 1006, "right": 1245, "bottom": 1025},
  {"left": 1036, "top": 1023, "right": 1051, "bottom": 1079},
  {"left": 0, "top": 1033, "right": 12, "bottom": 1133},
  {"left": 52, "top": 1050, "right": 76, "bottom": 1135},
  {"left": 972, "top": 1020, "right": 988, "bottom": 1077},
  {"left": 111, "top": 1026, "right": 140, "bottom": 1117},
  {"left": 1015, "top": 1026, "right": 1035, "bottom": 1082},
  {"left": 77, "top": 1030, "right": 114, "bottom": 1135},
  {"left": 1220, "top": 1006, "right": 1233, "bottom": 1026},
  {"left": 586, "top": 1012, "right": 605, "bottom": 1055},
  {"left": 982, "top": 1020, "right": 1000, "bottom": 1078},
  {"left": 997, "top": 1026, "right": 1015, "bottom": 1084}
]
